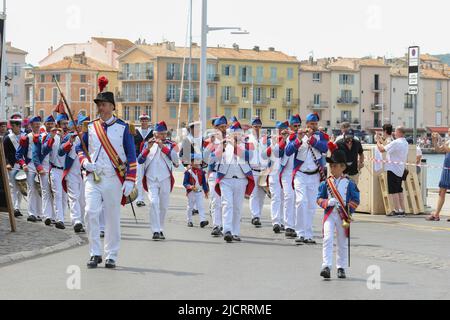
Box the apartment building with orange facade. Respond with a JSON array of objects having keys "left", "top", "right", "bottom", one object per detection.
[{"left": 33, "top": 52, "right": 118, "bottom": 119}]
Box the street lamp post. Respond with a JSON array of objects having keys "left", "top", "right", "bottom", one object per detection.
[{"left": 199, "top": 0, "right": 248, "bottom": 133}]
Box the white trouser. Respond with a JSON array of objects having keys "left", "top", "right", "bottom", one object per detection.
[
  {"left": 85, "top": 173, "right": 122, "bottom": 261},
  {"left": 323, "top": 210, "right": 348, "bottom": 269},
  {"left": 66, "top": 172, "right": 85, "bottom": 225},
  {"left": 100, "top": 208, "right": 105, "bottom": 232},
  {"left": 50, "top": 168, "right": 68, "bottom": 223},
  {"left": 281, "top": 172, "right": 295, "bottom": 230},
  {"left": 269, "top": 174, "right": 284, "bottom": 226},
  {"left": 209, "top": 176, "right": 222, "bottom": 228},
  {"left": 39, "top": 169, "right": 55, "bottom": 220},
  {"left": 221, "top": 178, "right": 247, "bottom": 236},
  {"left": 148, "top": 177, "right": 171, "bottom": 233},
  {"left": 294, "top": 172, "right": 320, "bottom": 239},
  {"left": 26, "top": 164, "right": 42, "bottom": 218},
  {"left": 136, "top": 163, "right": 146, "bottom": 203},
  {"left": 186, "top": 191, "right": 206, "bottom": 223},
  {"left": 249, "top": 173, "right": 266, "bottom": 219},
  {"left": 8, "top": 166, "right": 23, "bottom": 211}
]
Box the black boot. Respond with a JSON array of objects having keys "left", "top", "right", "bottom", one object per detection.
[
  {"left": 200, "top": 221, "right": 209, "bottom": 229},
  {"left": 27, "top": 215, "right": 37, "bottom": 223},
  {"left": 224, "top": 232, "right": 233, "bottom": 243},
  {"left": 105, "top": 259, "right": 116, "bottom": 269},
  {"left": 337, "top": 268, "right": 347, "bottom": 279},
  {"left": 44, "top": 218, "right": 52, "bottom": 226},
  {"left": 74, "top": 223, "right": 84, "bottom": 233},
  {"left": 273, "top": 224, "right": 281, "bottom": 234},
  {"left": 55, "top": 221, "right": 66, "bottom": 230},
  {"left": 14, "top": 210, "right": 23, "bottom": 218},
  {"left": 211, "top": 226, "right": 222, "bottom": 237},
  {"left": 87, "top": 256, "right": 103, "bottom": 269},
  {"left": 320, "top": 267, "right": 331, "bottom": 279},
  {"left": 153, "top": 232, "right": 161, "bottom": 241}
]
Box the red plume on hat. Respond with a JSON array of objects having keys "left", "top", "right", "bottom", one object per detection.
[
  {"left": 98, "top": 76, "right": 109, "bottom": 93},
  {"left": 314, "top": 112, "right": 320, "bottom": 121},
  {"left": 328, "top": 141, "right": 338, "bottom": 154}
]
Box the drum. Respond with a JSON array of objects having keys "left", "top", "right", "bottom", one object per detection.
[{"left": 15, "top": 170, "right": 28, "bottom": 197}]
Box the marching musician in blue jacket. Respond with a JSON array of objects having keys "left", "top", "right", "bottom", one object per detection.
[{"left": 286, "top": 113, "right": 329, "bottom": 245}]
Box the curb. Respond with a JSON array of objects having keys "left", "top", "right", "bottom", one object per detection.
[{"left": 0, "top": 233, "right": 84, "bottom": 266}]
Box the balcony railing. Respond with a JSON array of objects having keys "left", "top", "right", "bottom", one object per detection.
[
  {"left": 371, "top": 83, "right": 387, "bottom": 92},
  {"left": 117, "top": 94, "right": 153, "bottom": 102},
  {"left": 254, "top": 77, "right": 284, "bottom": 86},
  {"left": 283, "top": 98, "right": 300, "bottom": 108},
  {"left": 221, "top": 96, "right": 240, "bottom": 105},
  {"left": 119, "top": 72, "right": 154, "bottom": 81},
  {"left": 207, "top": 74, "right": 220, "bottom": 82},
  {"left": 371, "top": 103, "right": 384, "bottom": 111},
  {"left": 253, "top": 97, "right": 271, "bottom": 106},
  {"left": 337, "top": 97, "right": 359, "bottom": 105},
  {"left": 238, "top": 77, "right": 253, "bottom": 85},
  {"left": 167, "top": 72, "right": 200, "bottom": 81},
  {"left": 307, "top": 101, "right": 329, "bottom": 109},
  {"left": 166, "top": 95, "right": 200, "bottom": 103}
]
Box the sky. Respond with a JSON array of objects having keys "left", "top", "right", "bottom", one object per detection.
[{"left": 5, "top": 0, "right": 450, "bottom": 65}]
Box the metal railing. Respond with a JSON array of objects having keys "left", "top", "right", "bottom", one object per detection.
[
  {"left": 337, "top": 97, "right": 359, "bottom": 104},
  {"left": 283, "top": 98, "right": 300, "bottom": 108},
  {"left": 117, "top": 94, "right": 153, "bottom": 102},
  {"left": 207, "top": 74, "right": 220, "bottom": 82},
  {"left": 119, "top": 72, "right": 154, "bottom": 81},
  {"left": 220, "top": 96, "right": 240, "bottom": 105},
  {"left": 336, "top": 118, "right": 360, "bottom": 125},
  {"left": 254, "top": 77, "right": 284, "bottom": 86},
  {"left": 307, "top": 101, "right": 329, "bottom": 109},
  {"left": 166, "top": 95, "right": 200, "bottom": 103},
  {"left": 253, "top": 97, "right": 271, "bottom": 106},
  {"left": 167, "top": 72, "right": 200, "bottom": 81}
]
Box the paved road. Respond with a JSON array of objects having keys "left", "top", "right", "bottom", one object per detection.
[{"left": 1, "top": 188, "right": 450, "bottom": 300}]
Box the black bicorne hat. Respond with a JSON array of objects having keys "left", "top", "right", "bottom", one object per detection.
[
  {"left": 326, "top": 149, "right": 348, "bottom": 165},
  {"left": 94, "top": 92, "right": 116, "bottom": 109}
]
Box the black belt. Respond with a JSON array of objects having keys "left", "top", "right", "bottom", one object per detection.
[
  {"left": 300, "top": 169, "right": 319, "bottom": 176},
  {"left": 51, "top": 163, "right": 64, "bottom": 170},
  {"left": 252, "top": 169, "right": 263, "bottom": 172}
]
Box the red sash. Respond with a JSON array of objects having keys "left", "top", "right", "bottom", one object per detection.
[
  {"left": 93, "top": 120, "right": 127, "bottom": 206},
  {"left": 326, "top": 177, "right": 351, "bottom": 237}
]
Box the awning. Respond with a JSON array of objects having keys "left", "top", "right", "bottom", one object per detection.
[{"left": 427, "top": 127, "right": 449, "bottom": 134}]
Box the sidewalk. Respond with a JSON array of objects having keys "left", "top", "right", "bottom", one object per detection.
[{"left": 0, "top": 213, "right": 84, "bottom": 265}]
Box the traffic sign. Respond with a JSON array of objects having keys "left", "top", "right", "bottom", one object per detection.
[
  {"left": 408, "top": 86, "right": 418, "bottom": 95},
  {"left": 408, "top": 46, "right": 420, "bottom": 86}
]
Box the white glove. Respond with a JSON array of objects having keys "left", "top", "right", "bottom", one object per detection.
[
  {"left": 83, "top": 161, "right": 97, "bottom": 173},
  {"left": 328, "top": 198, "right": 338, "bottom": 207},
  {"left": 122, "top": 181, "right": 135, "bottom": 198}
]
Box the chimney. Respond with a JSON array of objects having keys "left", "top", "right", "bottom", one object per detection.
[
  {"left": 73, "top": 52, "right": 87, "bottom": 65},
  {"left": 232, "top": 43, "right": 239, "bottom": 51},
  {"left": 268, "top": 47, "right": 275, "bottom": 52},
  {"left": 48, "top": 46, "right": 54, "bottom": 55},
  {"left": 165, "top": 42, "right": 176, "bottom": 51},
  {"left": 106, "top": 41, "right": 115, "bottom": 67},
  {"left": 253, "top": 46, "right": 260, "bottom": 52}
]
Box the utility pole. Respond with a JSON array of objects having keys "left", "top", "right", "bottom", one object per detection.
[
  {"left": 188, "top": 0, "right": 193, "bottom": 124},
  {"left": 200, "top": 0, "right": 248, "bottom": 133},
  {"left": 1, "top": 0, "right": 7, "bottom": 119}
]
